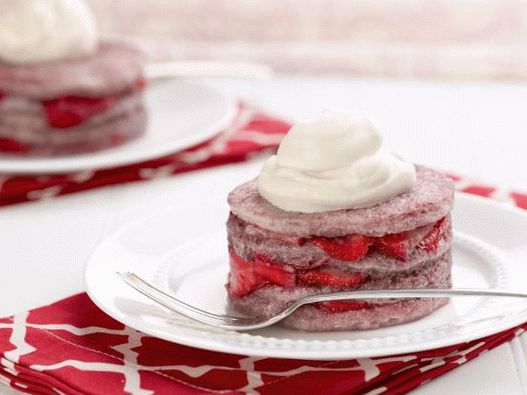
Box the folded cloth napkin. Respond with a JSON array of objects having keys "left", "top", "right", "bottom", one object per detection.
[
  {"left": 0, "top": 293, "right": 526, "bottom": 395},
  {"left": 0, "top": 181, "right": 526, "bottom": 394},
  {"left": 0, "top": 102, "right": 290, "bottom": 207}
]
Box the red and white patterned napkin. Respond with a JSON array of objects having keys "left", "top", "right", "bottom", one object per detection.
[
  {"left": 0, "top": 284, "right": 526, "bottom": 394},
  {"left": 0, "top": 182, "right": 526, "bottom": 394},
  {"left": 0, "top": 102, "right": 290, "bottom": 207}
]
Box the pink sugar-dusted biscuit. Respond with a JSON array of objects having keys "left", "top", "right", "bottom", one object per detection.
[
  {"left": 226, "top": 164, "right": 455, "bottom": 331},
  {"left": 228, "top": 166, "right": 454, "bottom": 238}
]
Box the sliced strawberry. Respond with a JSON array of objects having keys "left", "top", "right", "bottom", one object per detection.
[
  {"left": 297, "top": 238, "right": 307, "bottom": 247},
  {"left": 227, "top": 251, "right": 296, "bottom": 298},
  {"left": 135, "top": 78, "right": 147, "bottom": 90},
  {"left": 417, "top": 217, "right": 447, "bottom": 252},
  {"left": 373, "top": 232, "right": 410, "bottom": 261},
  {"left": 0, "top": 138, "right": 28, "bottom": 154},
  {"left": 42, "top": 78, "right": 146, "bottom": 129},
  {"left": 226, "top": 251, "right": 265, "bottom": 298},
  {"left": 373, "top": 218, "right": 447, "bottom": 260},
  {"left": 43, "top": 95, "right": 118, "bottom": 128},
  {"left": 314, "top": 300, "right": 371, "bottom": 313},
  {"left": 310, "top": 234, "right": 373, "bottom": 261},
  {"left": 0, "top": 90, "right": 5, "bottom": 101},
  {"left": 253, "top": 254, "right": 296, "bottom": 288},
  {"left": 297, "top": 270, "right": 368, "bottom": 289}
]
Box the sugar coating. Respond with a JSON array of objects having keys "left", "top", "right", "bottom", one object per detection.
[
  {"left": 229, "top": 251, "right": 451, "bottom": 331},
  {"left": 228, "top": 213, "right": 452, "bottom": 272},
  {"left": 228, "top": 166, "right": 454, "bottom": 237},
  {"left": 0, "top": 42, "right": 144, "bottom": 99}
]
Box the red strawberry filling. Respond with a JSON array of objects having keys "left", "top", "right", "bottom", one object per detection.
[
  {"left": 306, "top": 217, "right": 448, "bottom": 262},
  {"left": 0, "top": 138, "right": 28, "bottom": 154},
  {"left": 227, "top": 251, "right": 367, "bottom": 298},
  {"left": 227, "top": 217, "right": 450, "bottom": 312},
  {"left": 43, "top": 95, "right": 118, "bottom": 128},
  {"left": 0, "top": 90, "right": 5, "bottom": 101},
  {"left": 417, "top": 217, "right": 447, "bottom": 252},
  {"left": 373, "top": 232, "right": 411, "bottom": 261},
  {"left": 227, "top": 251, "right": 295, "bottom": 298},
  {"left": 42, "top": 78, "right": 146, "bottom": 129},
  {"left": 227, "top": 250, "right": 374, "bottom": 313},
  {"left": 310, "top": 235, "right": 373, "bottom": 262},
  {"left": 297, "top": 270, "right": 368, "bottom": 289},
  {"left": 252, "top": 254, "right": 297, "bottom": 288}
]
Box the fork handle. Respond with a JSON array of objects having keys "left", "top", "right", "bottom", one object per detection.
[{"left": 301, "top": 288, "right": 527, "bottom": 305}]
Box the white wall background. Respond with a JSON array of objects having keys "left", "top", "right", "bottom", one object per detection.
[{"left": 89, "top": 0, "right": 527, "bottom": 80}]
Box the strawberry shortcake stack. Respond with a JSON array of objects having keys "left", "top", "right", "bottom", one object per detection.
[{"left": 226, "top": 113, "right": 454, "bottom": 331}]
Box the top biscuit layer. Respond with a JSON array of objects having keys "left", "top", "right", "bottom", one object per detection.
[{"left": 228, "top": 165, "right": 455, "bottom": 237}]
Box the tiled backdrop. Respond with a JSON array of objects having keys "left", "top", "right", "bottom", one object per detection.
[{"left": 88, "top": 0, "right": 527, "bottom": 80}]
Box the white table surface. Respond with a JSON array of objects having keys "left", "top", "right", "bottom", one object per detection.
[{"left": 1, "top": 77, "right": 526, "bottom": 395}]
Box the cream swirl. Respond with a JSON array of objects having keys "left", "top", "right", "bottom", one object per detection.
[
  {"left": 0, "top": 0, "right": 98, "bottom": 64},
  {"left": 257, "top": 113, "right": 416, "bottom": 213}
]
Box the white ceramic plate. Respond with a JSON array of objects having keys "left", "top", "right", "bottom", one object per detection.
[
  {"left": 85, "top": 193, "right": 527, "bottom": 360},
  {"left": 0, "top": 80, "right": 236, "bottom": 174}
]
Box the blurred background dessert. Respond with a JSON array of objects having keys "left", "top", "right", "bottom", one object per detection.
[{"left": 0, "top": 0, "right": 146, "bottom": 156}]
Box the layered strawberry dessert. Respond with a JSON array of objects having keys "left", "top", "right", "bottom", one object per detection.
[
  {"left": 0, "top": 0, "right": 146, "bottom": 156},
  {"left": 226, "top": 113, "right": 454, "bottom": 331}
]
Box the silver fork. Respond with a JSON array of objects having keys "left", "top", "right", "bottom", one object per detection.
[{"left": 118, "top": 272, "right": 527, "bottom": 331}]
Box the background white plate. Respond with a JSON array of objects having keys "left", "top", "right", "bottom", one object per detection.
[
  {"left": 85, "top": 193, "right": 527, "bottom": 360},
  {"left": 0, "top": 80, "right": 236, "bottom": 174}
]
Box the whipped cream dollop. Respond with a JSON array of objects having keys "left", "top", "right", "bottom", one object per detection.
[
  {"left": 0, "top": 0, "right": 98, "bottom": 64},
  {"left": 257, "top": 113, "right": 416, "bottom": 213}
]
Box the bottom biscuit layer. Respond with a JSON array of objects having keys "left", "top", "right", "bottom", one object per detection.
[
  {"left": 282, "top": 297, "right": 449, "bottom": 331},
  {"left": 228, "top": 251, "right": 451, "bottom": 331}
]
